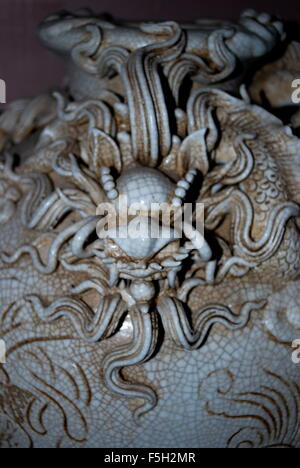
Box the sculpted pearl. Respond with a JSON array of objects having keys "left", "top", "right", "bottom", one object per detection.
[{"left": 130, "top": 281, "right": 156, "bottom": 302}]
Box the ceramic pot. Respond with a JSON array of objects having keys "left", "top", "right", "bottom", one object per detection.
[{"left": 0, "top": 8, "right": 300, "bottom": 448}]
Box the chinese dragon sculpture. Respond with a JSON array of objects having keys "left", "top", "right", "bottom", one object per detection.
[{"left": 0, "top": 8, "right": 300, "bottom": 448}]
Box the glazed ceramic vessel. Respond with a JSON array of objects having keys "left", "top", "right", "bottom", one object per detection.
[{"left": 0, "top": 8, "right": 300, "bottom": 448}]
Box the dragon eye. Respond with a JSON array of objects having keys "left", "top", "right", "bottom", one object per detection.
[{"left": 106, "top": 216, "right": 180, "bottom": 260}]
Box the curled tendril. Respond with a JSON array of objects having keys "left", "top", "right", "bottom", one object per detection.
[
  {"left": 205, "top": 188, "right": 300, "bottom": 263},
  {"left": 27, "top": 294, "right": 158, "bottom": 422},
  {"left": 102, "top": 307, "right": 159, "bottom": 423},
  {"left": 26, "top": 294, "right": 125, "bottom": 342},
  {"left": 157, "top": 296, "right": 267, "bottom": 350},
  {"left": 0, "top": 216, "right": 99, "bottom": 274}
]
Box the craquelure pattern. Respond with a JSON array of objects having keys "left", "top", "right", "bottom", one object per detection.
[{"left": 0, "top": 7, "right": 300, "bottom": 448}]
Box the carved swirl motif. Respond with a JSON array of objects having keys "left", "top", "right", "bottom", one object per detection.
[
  {"left": 0, "top": 179, "right": 20, "bottom": 225},
  {"left": 0, "top": 8, "right": 299, "bottom": 432},
  {"left": 200, "top": 369, "right": 300, "bottom": 448}
]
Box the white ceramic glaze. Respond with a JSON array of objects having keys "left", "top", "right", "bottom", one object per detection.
[{"left": 0, "top": 8, "right": 300, "bottom": 448}]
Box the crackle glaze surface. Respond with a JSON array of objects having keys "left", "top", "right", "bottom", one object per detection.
[{"left": 0, "top": 8, "right": 300, "bottom": 448}]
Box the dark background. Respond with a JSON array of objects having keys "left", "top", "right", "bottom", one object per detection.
[{"left": 0, "top": 0, "right": 298, "bottom": 102}]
